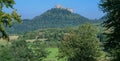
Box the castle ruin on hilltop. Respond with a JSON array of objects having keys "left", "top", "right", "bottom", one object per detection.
[{"left": 55, "top": 4, "right": 74, "bottom": 13}]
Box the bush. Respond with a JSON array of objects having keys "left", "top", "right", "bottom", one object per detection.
[{"left": 0, "top": 39, "right": 48, "bottom": 61}]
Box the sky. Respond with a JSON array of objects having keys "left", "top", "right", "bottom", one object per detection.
[{"left": 9, "top": 0, "right": 104, "bottom": 19}]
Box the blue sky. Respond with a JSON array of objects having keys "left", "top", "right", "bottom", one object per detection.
[{"left": 11, "top": 0, "right": 104, "bottom": 19}]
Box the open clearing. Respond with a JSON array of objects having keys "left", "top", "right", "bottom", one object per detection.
[{"left": 44, "top": 47, "right": 66, "bottom": 61}]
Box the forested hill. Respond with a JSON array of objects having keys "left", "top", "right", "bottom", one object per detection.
[
  {"left": 34, "top": 8, "right": 89, "bottom": 22},
  {"left": 6, "top": 8, "right": 96, "bottom": 34}
]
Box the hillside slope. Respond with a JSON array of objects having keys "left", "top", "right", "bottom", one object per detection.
[{"left": 6, "top": 8, "right": 93, "bottom": 34}]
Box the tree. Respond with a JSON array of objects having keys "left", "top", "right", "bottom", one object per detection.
[
  {"left": 0, "top": 0, "right": 21, "bottom": 40},
  {"left": 58, "top": 24, "right": 104, "bottom": 61},
  {"left": 100, "top": 0, "right": 120, "bottom": 61},
  {"left": 0, "top": 39, "right": 48, "bottom": 61}
]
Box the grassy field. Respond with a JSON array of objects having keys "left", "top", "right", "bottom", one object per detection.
[
  {"left": 44, "top": 47, "right": 67, "bottom": 61},
  {"left": 0, "top": 35, "right": 19, "bottom": 46}
]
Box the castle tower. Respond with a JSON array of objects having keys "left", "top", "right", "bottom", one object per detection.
[
  {"left": 55, "top": 4, "right": 62, "bottom": 8},
  {"left": 55, "top": 4, "right": 74, "bottom": 13}
]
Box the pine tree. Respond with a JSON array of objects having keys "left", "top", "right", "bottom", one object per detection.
[{"left": 100, "top": 0, "right": 120, "bottom": 61}]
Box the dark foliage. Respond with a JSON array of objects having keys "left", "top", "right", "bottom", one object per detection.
[{"left": 100, "top": 0, "right": 120, "bottom": 61}]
